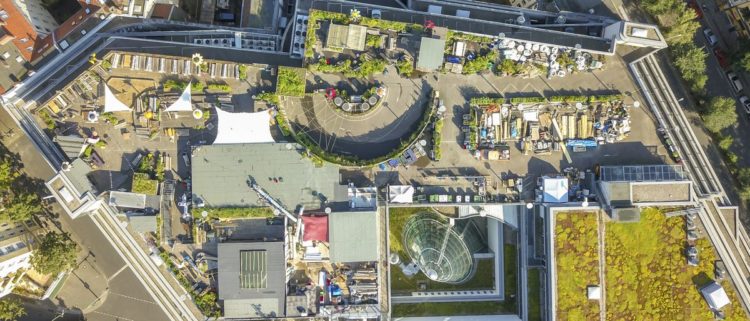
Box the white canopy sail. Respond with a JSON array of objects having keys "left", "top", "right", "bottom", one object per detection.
[
  {"left": 103, "top": 84, "right": 131, "bottom": 113},
  {"left": 164, "top": 83, "right": 193, "bottom": 112},
  {"left": 213, "top": 108, "right": 275, "bottom": 145}
]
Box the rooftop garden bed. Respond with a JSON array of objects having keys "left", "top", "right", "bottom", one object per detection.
[
  {"left": 308, "top": 57, "right": 387, "bottom": 78},
  {"left": 132, "top": 172, "right": 158, "bottom": 195},
  {"left": 605, "top": 208, "right": 749, "bottom": 320},
  {"left": 276, "top": 67, "right": 306, "bottom": 97},
  {"left": 555, "top": 211, "right": 600, "bottom": 320},
  {"left": 192, "top": 207, "right": 275, "bottom": 220}
]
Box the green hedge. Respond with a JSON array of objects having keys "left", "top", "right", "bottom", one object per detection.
[
  {"left": 549, "top": 95, "right": 589, "bottom": 103},
  {"left": 193, "top": 207, "right": 274, "bottom": 219},
  {"left": 163, "top": 80, "right": 204, "bottom": 93},
  {"left": 293, "top": 93, "right": 437, "bottom": 167},
  {"left": 396, "top": 58, "right": 414, "bottom": 77},
  {"left": 470, "top": 97, "right": 504, "bottom": 106},
  {"left": 433, "top": 118, "right": 443, "bottom": 161},
  {"left": 206, "top": 83, "right": 231, "bottom": 93},
  {"left": 509, "top": 96, "right": 546, "bottom": 104},
  {"left": 308, "top": 58, "right": 386, "bottom": 78},
  {"left": 589, "top": 94, "right": 624, "bottom": 103},
  {"left": 275, "top": 113, "right": 292, "bottom": 137},
  {"left": 276, "top": 67, "right": 306, "bottom": 97}
]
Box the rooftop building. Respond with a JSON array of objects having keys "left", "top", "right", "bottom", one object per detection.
[
  {"left": 191, "top": 143, "right": 346, "bottom": 211},
  {"left": 416, "top": 37, "right": 446, "bottom": 72},
  {"left": 0, "top": 220, "right": 41, "bottom": 298},
  {"left": 328, "top": 210, "right": 378, "bottom": 263},
  {"left": 218, "top": 241, "right": 286, "bottom": 318},
  {"left": 597, "top": 165, "right": 694, "bottom": 210}
]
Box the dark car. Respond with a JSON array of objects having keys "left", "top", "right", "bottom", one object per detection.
[{"left": 714, "top": 48, "right": 730, "bottom": 69}]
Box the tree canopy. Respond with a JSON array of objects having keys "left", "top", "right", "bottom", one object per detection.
[
  {"left": 703, "top": 97, "right": 738, "bottom": 133},
  {"left": 1, "top": 193, "right": 42, "bottom": 223},
  {"left": 31, "top": 232, "right": 77, "bottom": 275},
  {"left": 673, "top": 44, "right": 708, "bottom": 92},
  {"left": 0, "top": 298, "right": 25, "bottom": 321}
]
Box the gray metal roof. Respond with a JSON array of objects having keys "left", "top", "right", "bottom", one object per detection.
[
  {"left": 328, "top": 210, "right": 378, "bottom": 263},
  {"left": 599, "top": 165, "right": 688, "bottom": 182},
  {"left": 109, "top": 191, "right": 147, "bottom": 209},
  {"left": 218, "top": 241, "right": 285, "bottom": 318},
  {"left": 54, "top": 135, "right": 86, "bottom": 159},
  {"left": 416, "top": 37, "right": 446, "bottom": 72},
  {"left": 67, "top": 159, "right": 96, "bottom": 195},
  {"left": 191, "top": 143, "right": 343, "bottom": 210},
  {"left": 127, "top": 215, "right": 157, "bottom": 233}
]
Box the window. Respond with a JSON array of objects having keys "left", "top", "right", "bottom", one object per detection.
[
  {"left": 0, "top": 10, "right": 7, "bottom": 20},
  {"left": 1, "top": 52, "right": 9, "bottom": 59},
  {"left": 25, "top": 46, "right": 32, "bottom": 52},
  {"left": 19, "top": 37, "right": 28, "bottom": 43},
  {"left": 15, "top": 56, "right": 22, "bottom": 63},
  {"left": 80, "top": 29, "right": 87, "bottom": 35}
]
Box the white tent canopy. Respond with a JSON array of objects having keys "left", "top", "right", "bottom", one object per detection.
[
  {"left": 701, "top": 282, "right": 730, "bottom": 310},
  {"left": 213, "top": 108, "right": 274, "bottom": 145},
  {"left": 163, "top": 83, "right": 193, "bottom": 112},
  {"left": 543, "top": 177, "right": 569, "bottom": 203},
  {"left": 389, "top": 185, "right": 415, "bottom": 203},
  {"left": 103, "top": 84, "right": 131, "bottom": 113}
]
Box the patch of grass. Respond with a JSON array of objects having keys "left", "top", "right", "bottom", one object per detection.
[
  {"left": 389, "top": 207, "right": 435, "bottom": 259},
  {"left": 605, "top": 208, "right": 749, "bottom": 320},
  {"left": 504, "top": 244, "right": 517, "bottom": 301},
  {"left": 555, "top": 211, "right": 600, "bottom": 320},
  {"left": 132, "top": 172, "right": 158, "bottom": 195},
  {"left": 392, "top": 300, "right": 515, "bottom": 317},
  {"left": 391, "top": 259, "right": 495, "bottom": 294},
  {"left": 528, "top": 268, "right": 543, "bottom": 321}
]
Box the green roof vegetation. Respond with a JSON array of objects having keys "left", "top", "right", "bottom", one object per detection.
[
  {"left": 276, "top": 67, "right": 306, "bottom": 97},
  {"left": 555, "top": 211, "right": 600, "bottom": 320},
  {"left": 132, "top": 172, "right": 158, "bottom": 195},
  {"left": 605, "top": 208, "right": 749, "bottom": 320}
]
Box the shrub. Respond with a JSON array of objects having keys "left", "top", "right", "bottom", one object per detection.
[
  {"left": 396, "top": 58, "right": 414, "bottom": 77},
  {"left": 549, "top": 95, "right": 588, "bottom": 103},
  {"left": 589, "top": 94, "right": 623, "bottom": 103},
  {"left": 366, "top": 34, "right": 382, "bottom": 48},
  {"left": 463, "top": 51, "right": 498, "bottom": 74},
  {"left": 432, "top": 118, "right": 443, "bottom": 161},
  {"left": 497, "top": 59, "right": 524, "bottom": 76},
  {"left": 275, "top": 113, "right": 292, "bottom": 137},
  {"left": 256, "top": 92, "right": 280, "bottom": 105},
  {"left": 470, "top": 97, "right": 504, "bottom": 106},
  {"left": 703, "top": 97, "right": 737, "bottom": 133},
  {"left": 238, "top": 64, "right": 248, "bottom": 80}
]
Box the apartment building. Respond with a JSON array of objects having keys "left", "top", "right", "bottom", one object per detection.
[
  {"left": 10, "top": 0, "right": 58, "bottom": 35},
  {"left": 720, "top": 0, "right": 750, "bottom": 39},
  {"left": 0, "top": 220, "right": 41, "bottom": 298}
]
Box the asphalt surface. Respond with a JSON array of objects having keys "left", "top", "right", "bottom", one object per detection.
[{"left": 0, "top": 106, "right": 171, "bottom": 321}]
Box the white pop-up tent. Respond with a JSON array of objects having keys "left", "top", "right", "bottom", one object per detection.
[
  {"left": 701, "top": 282, "right": 730, "bottom": 310},
  {"left": 103, "top": 84, "right": 131, "bottom": 113},
  {"left": 542, "top": 177, "right": 569, "bottom": 203},
  {"left": 388, "top": 185, "right": 415, "bottom": 203},
  {"left": 213, "top": 108, "right": 275, "bottom": 145},
  {"left": 163, "top": 83, "right": 193, "bottom": 112}
]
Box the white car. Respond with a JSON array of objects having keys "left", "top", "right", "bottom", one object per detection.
[
  {"left": 728, "top": 72, "right": 744, "bottom": 93},
  {"left": 703, "top": 28, "right": 718, "bottom": 47},
  {"left": 740, "top": 96, "right": 750, "bottom": 116}
]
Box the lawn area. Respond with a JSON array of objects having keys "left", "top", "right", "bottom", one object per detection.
[
  {"left": 528, "top": 268, "right": 543, "bottom": 321},
  {"left": 605, "top": 208, "right": 750, "bottom": 321},
  {"left": 132, "top": 173, "right": 158, "bottom": 195},
  {"left": 391, "top": 259, "right": 495, "bottom": 294},
  {"left": 555, "top": 211, "right": 600, "bottom": 320},
  {"left": 191, "top": 207, "right": 274, "bottom": 220},
  {"left": 389, "top": 207, "right": 436, "bottom": 260},
  {"left": 276, "top": 67, "right": 306, "bottom": 97},
  {"left": 392, "top": 300, "right": 515, "bottom": 317}
]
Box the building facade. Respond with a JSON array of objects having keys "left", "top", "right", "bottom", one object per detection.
[
  {"left": 0, "top": 220, "right": 41, "bottom": 297},
  {"left": 9, "top": 0, "right": 58, "bottom": 35},
  {"left": 720, "top": 0, "right": 750, "bottom": 40}
]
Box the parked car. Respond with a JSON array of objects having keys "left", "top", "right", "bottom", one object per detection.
[
  {"left": 740, "top": 96, "right": 750, "bottom": 117},
  {"left": 713, "top": 48, "right": 730, "bottom": 69},
  {"left": 727, "top": 71, "right": 744, "bottom": 93},
  {"left": 703, "top": 28, "right": 718, "bottom": 47}
]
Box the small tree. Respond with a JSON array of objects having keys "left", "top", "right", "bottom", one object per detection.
[
  {"left": 673, "top": 44, "right": 707, "bottom": 92},
  {"left": 0, "top": 298, "right": 25, "bottom": 321},
  {"left": 2, "top": 193, "right": 42, "bottom": 222},
  {"left": 703, "top": 97, "right": 737, "bottom": 133},
  {"left": 31, "top": 232, "right": 77, "bottom": 275},
  {"left": 0, "top": 158, "right": 18, "bottom": 192}
]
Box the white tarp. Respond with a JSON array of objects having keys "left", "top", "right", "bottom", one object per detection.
[
  {"left": 543, "top": 177, "right": 569, "bottom": 203},
  {"left": 389, "top": 185, "right": 414, "bottom": 203},
  {"left": 701, "top": 282, "right": 730, "bottom": 310},
  {"left": 103, "top": 84, "right": 131, "bottom": 112},
  {"left": 164, "top": 84, "right": 193, "bottom": 112},
  {"left": 213, "top": 108, "right": 274, "bottom": 145}
]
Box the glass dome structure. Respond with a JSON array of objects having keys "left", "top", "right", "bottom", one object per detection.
[{"left": 402, "top": 212, "right": 486, "bottom": 284}]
